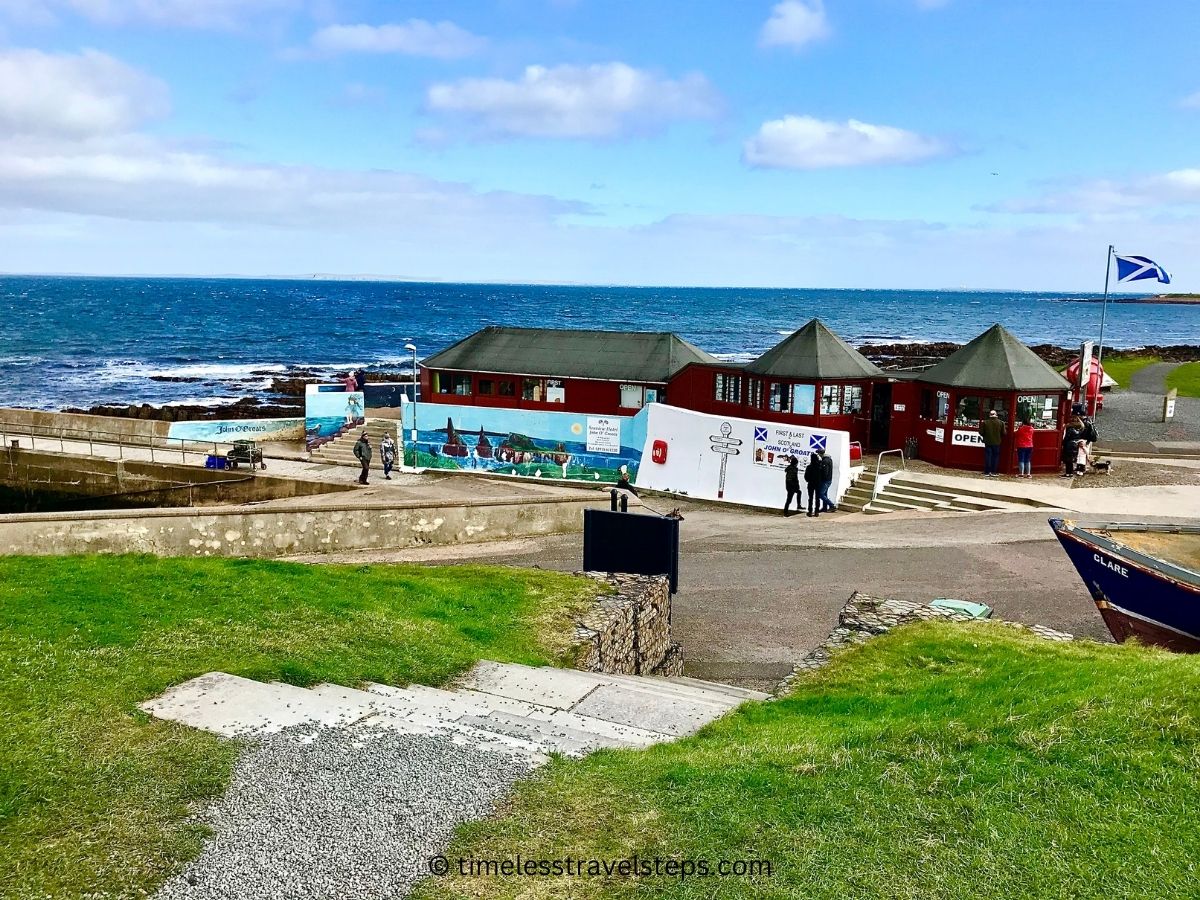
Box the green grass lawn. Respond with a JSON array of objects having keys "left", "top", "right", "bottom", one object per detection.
[
  {"left": 416, "top": 623, "right": 1200, "bottom": 900},
  {"left": 1088, "top": 353, "right": 1160, "bottom": 390},
  {"left": 1165, "top": 361, "right": 1200, "bottom": 398},
  {"left": 0, "top": 555, "right": 605, "bottom": 899}
]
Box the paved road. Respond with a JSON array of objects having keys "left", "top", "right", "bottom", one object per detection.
[{"left": 323, "top": 504, "right": 1125, "bottom": 692}]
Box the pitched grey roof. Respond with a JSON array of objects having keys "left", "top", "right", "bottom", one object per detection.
[
  {"left": 745, "top": 319, "right": 885, "bottom": 380},
  {"left": 915, "top": 324, "right": 1071, "bottom": 391},
  {"left": 421, "top": 326, "right": 721, "bottom": 383}
]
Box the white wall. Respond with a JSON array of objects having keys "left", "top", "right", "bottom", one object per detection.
[{"left": 634, "top": 404, "right": 853, "bottom": 509}]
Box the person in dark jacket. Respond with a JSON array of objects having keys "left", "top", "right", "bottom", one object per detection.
[
  {"left": 354, "top": 369, "right": 367, "bottom": 392},
  {"left": 615, "top": 464, "right": 638, "bottom": 496},
  {"left": 353, "top": 432, "right": 372, "bottom": 484},
  {"left": 817, "top": 448, "right": 836, "bottom": 511},
  {"left": 804, "top": 452, "right": 824, "bottom": 517},
  {"left": 979, "top": 409, "right": 1005, "bottom": 477},
  {"left": 783, "top": 456, "right": 801, "bottom": 516},
  {"left": 1061, "top": 418, "right": 1083, "bottom": 477}
]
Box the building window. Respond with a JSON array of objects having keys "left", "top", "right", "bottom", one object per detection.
[
  {"left": 820, "top": 384, "right": 841, "bottom": 415},
  {"left": 768, "top": 382, "right": 790, "bottom": 413},
  {"left": 921, "top": 389, "right": 950, "bottom": 422},
  {"left": 498, "top": 380, "right": 515, "bottom": 397},
  {"left": 714, "top": 373, "right": 742, "bottom": 404},
  {"left": 478, "top": 379, "right": 494, "bottom": 396},
  {"left": 1017, "top": 394, "right": 1061, "bottom": 430},
  {"left": 955, "top": 396, "right": 1009, "bottom": 429},
  {"left": 438, "top": 373, "right": 471, "bottom": 395},
  {"left": 620, "top": 384, "right": 644, "bottom": 409},
  {"left": 546, "top": 379, "right": 566, "bottom": 403},
  {"left": 522, "top": 378, "right": 543, "bottom": 402},
  {"left": 792, "top": 384, "right": 815, "bottom": 416},
  {"left": 748, "top": 379, "right": 764, "bottom": 409},
  {"left": 842, "top": 384, "right": 864, "bottom": 415},
  {"left": 646, "top": 388, "right": 660, "bottom": 404}
]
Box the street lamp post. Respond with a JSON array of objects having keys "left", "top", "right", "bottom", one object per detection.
[{"left": 404, "top": 343, "right": 418, "bottom": 471}]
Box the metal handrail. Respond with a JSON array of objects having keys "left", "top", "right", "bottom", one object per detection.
[
  {"left": 0, "top": 419, "right": 243, "bottom": 465},
  {"left": 871, "top": 448, "right": 906, "bottom": 502}
]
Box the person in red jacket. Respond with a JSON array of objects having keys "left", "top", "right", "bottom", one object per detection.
[{"left": 1015, "top": 418, "right": 1035, "bottom": 478}]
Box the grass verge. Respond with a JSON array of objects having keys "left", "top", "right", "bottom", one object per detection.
[
  {"left": 416, "top": 622, "right": 1200, "bottom": 900},
  {"left": 1165, "top": 361, "right": 1200, "bottom": 398},
  {"left": 0, "top": 555, "right": 604, "bottom": 898}
]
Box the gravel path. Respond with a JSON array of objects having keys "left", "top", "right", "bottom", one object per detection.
[
  {"left": 1127, "top": 361, "right": 1180, "bottom": 394},
  {"left": 156, "top": 726, "right": 536, "bottom": 900},
  {"left": 1094, "top": 390, "right": 1200, "bottom": 443}
]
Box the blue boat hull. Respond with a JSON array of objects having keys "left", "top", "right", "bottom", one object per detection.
[{"left": 1050, "top": 518, "right": 1200, "bottom": 653}]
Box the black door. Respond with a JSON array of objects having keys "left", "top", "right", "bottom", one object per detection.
[{"left": 870, "top": 382, "right": 892, "bottom": 449}]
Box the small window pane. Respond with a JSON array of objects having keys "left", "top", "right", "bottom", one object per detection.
[
  {"left": 768, "top": 382, "right": 790, "bottom": 413},
  {"left": 620, "top": 384, "right": 644, "bottom": 408},
  {"left": 792, "top": 384, "right": 815, "bottom": 416},
  {"left": 1017, "top": 394, "right": 1060, "bottom": 430},
  {"left": 820, "top": 385, "right": 841, "bottom": 415},
  {"left": 522, "top": 378, "right": 542, "bottom": 401},
  {"left": 478, "top": 379, "right": 494, "bottom": 395},
  {"left": 546, "top": 379, "right": 565, "bottom": 403},
  {"left": 842, "top": 385, "right": 863, "bottom": 414},
  {"left": 498, "top": 380, "right": 515, "bottom": 397}
]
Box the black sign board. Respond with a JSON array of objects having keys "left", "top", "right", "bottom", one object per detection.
[{"left": 582, "top": 508, "right": 680, "bottom": 593}]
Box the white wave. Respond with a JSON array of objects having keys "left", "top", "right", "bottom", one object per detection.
[
  {"left": 856, "top": 337, "right": 938, "bottom": 346},
  {"left": 157, "top": 396, "right": 242, "bottom": 408},
  {"left": 90, "top": 361, "right": 287, "bottom": 387},
  {"left": 711, "top": 352, "right": 757, "bottom": 363},
  {"left": 0, "top": 355, "right": 45, "bottom": 365}
]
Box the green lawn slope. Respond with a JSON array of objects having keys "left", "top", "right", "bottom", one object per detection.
[
  {"left": 0, "top": 555, "right": 604, "bottom": 898},
  {"left": 417, "top": 623, "right": 1200, "bottom": 900}
]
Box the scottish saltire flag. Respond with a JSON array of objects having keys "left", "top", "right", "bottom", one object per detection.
[
  {"left": 808, "top": 435, "right": 827, "bottom": 452},
  {"left": 1115, "top": 254, "right": 1171, "bottom": 284}
]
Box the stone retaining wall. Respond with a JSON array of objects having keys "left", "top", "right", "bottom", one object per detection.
[
  {"left": 0, "top": 496, "right": 599, "bottom": 559},
  {"left": 569, "top": 573, "right": 682, "bottom": 677},
  {"left": 777, "top": 591, "right": 1074, "bottom": 695}
]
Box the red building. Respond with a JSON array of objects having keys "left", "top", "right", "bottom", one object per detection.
[
  {"left": 667, "top": 319, "right": 889, "bottom": 448},
  {"left": 418, "top": 320, "right": 1070, "bottom": 475},
  {"left": 904, "top": 324, "right": 1071, "bottom": 474},
  {"left": 420, "top": 326, "right": 719, "bottom": 416}
]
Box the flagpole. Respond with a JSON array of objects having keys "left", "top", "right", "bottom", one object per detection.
[{"left": 1091, "top": 244, "right": 1114, "bottom": 419}]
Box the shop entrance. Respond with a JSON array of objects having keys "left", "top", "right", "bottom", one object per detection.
[{"left": 870, "top": 382, "right": 892, "bottom": 449}]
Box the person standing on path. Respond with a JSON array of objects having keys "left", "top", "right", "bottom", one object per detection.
[
  {"left": 380, "top": 433, "right": 396, "bottom": 480},
  {"left": 1015, "top": 418, "right": 1035, "bottom": 478},
  {"left": 804, "top": 452, "right": 824, "bottom": 518},
  {"left": 979, "top": 409, "right": 1005, "bottom": 477},
  {"left": 353, "top": 432, "right": 372, "bottom": 485},
  {"left": 818, "top": 448, "right": 836, "bottom": 512},
  {"left": 783, "top": 455, "right": 801, "bottom": 516},
  {"left": 1061, "top": 417, "right": 1084, "bottom": 477}
]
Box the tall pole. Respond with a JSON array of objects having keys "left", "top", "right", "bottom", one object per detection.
[
  {"left": 1091, "top": 244, "right": 1114, "bottom": 419},
  {"left": 411, "top": 345, "right": 418, "bottom": 471}
]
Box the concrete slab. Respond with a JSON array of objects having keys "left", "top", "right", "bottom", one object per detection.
[
  {"left": 140, "top": 672, "right": 374, "bottom": 737},
  {"left": 569, "top": 683, "right": 732, "bottom": 737},
  {"left": 453, "top": 660, "right": 605, "bottom": 710}
]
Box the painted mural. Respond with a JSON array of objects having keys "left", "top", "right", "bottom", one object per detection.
[
  {"left": 305, "top": 385, "right": 365, "bottom": 450},
  {"left": 168, "top": 417, "right": 304, "bottom": 443},
  {"left": 400, "top": 401, "right": 644, "bottom": 481}
]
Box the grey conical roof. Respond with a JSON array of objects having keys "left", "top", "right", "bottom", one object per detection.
[
  {"left": 745, "top": 319, "right": 885, "bottom": 380},
  {"left": 915, "top": 324, "right": 1070, "bottom": 391}
]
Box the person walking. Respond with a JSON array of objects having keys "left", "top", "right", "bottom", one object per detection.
[
  {"left": 353, "top": 431, "right": 372, "bottom": 485},
  {"left": 1061, "top": 417, "right": 1084, "bottom": 477},
  {"left": 1015, "top": 418, "right": 1035, "bottom": 478},
  {"left": 783, "top": 455, "right": 801, "bottom": 516},
  {"left": 818, "top": 448, "right": 836, "bottom": 512},
  {"left": 979, "top": 408, "right": 1005, "bottom": 477},
  {"left": 379, "top": 432, "right": 396, "bottom": 480},
  {"left": 804, "top": 452, "right": 824, "bottom": 518}
]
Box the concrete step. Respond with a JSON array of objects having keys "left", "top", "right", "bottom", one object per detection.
[
  {"left": 363, "top": 682, "right": 668, "bottom": 746},
  {"left": 863, "top": 498, "right": 926, "bottom": 513},
  {"left": 139, "top": 672, "right": 375, "bottom": 738},
  {"left": 663, "top": 676, "right": 770, "bottom": 702},
  {"left": 561, "top": 669, "right": 751, "bottom": 708}
]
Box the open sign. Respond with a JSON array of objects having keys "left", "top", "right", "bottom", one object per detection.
[{"left": 952, "top": 430, "right": 985, "bottom": 447}]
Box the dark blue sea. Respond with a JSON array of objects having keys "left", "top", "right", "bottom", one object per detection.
[{"left": 2, "top": 275, "right": 1197, "bottom": 411}]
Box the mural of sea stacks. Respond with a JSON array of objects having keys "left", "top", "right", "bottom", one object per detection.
[{"left": 407, "top": 416, "right": 640, "bottom": 482}]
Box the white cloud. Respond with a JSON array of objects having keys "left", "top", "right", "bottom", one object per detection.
[
  {"left": 0, "top": 48, "right": 169, "bottom": 137},
  {"left": 0, "top": 0, "right": 298, "bottom": 29},
  {"left": 426, "top": 62, "right": 720, "bottom": 140},
  {"left": 1180, "top": 90, "right": 1200, "bottom": 110},
  {"left": 743, "top": 115, "right": 950, "bottom": 169},
  {"left": 759, "top": 0, "right": 830, "bottom": 50},
  {"left": 308, "top": 20, "right": 485, "bottom": 59},
  {"left": 994, "top": 169, "right": 1200, "bottom": 214}
]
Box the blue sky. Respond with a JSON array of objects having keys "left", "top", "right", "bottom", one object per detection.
[{"left": 0, "top": 0, "right": 1196, "bottom": 289}]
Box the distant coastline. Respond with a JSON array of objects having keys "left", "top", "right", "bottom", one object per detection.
[{"left": 1056, "top": 294, "right": 1200, "bottom": 305}]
